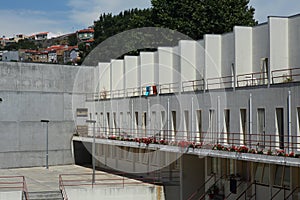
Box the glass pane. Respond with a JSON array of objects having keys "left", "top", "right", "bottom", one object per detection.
[
  {"left": 255, "top": 163, "right": 263, "bottom": 182},
  {"left": 274, "top": 165, "right": 283, "bottom": 186},
  {"left": 283, "top": 167, "right": 290, "bottom": 187},
  {"left": 262, "top": 164, "right": 269, "bottom": 184}
]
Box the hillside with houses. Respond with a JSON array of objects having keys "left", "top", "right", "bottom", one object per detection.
[{"left": 0, "top": 28, "right": 95, "bottom": 65}]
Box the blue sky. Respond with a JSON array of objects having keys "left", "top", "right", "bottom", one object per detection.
[{"left": 1, "top": 0, "right": 300, "bottom": 38}]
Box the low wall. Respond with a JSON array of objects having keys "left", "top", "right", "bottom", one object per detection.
[
  {"left": 0, "top": 191, "right": 22, "bottom": 200},
  {"left": 65, "top": 186, "right": 165, "bottom": 200}
]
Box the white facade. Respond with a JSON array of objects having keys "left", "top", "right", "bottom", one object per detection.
[
  {"left": 139, "top": 52, "right": 158, "bottom": 87},
  {"left": 94, "top": 14, "right": 300, "bottom": 97}
]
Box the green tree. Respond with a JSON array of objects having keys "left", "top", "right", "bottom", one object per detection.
[
  {"left": 151, "top": 0, "right": 257, "bottom": 40},
  {"left": 5, "top": 39, "right": 38, "bottom": 51},
  {"left": 68, "top": 33, "right": 78, "bottom": 46}
]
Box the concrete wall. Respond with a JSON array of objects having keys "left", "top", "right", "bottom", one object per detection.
[
  {"left": 140, "top": 52, "right": 158, "bottom": 87},
  {"left": 66, "top": 186, "right": 165, "bottom": 200},
  {"left": 181, "top": 155, "right": 205, "bottom": 200},
  {"left": 234, "top": 27, "right": 253, "bottom": 75},
  {"left": 0, "top": 191, "right": 22, "bottom": 200},
  {"left": 252, "top": 23, "right": 269, "bottom": 73},
  {"left": 111, "top": 60, "right": 124, "bottom": 96},
  {"left": 205, "top": 35, "right": 222, "bottom": 80},
  {"left": 0, "top": 62, "right": 94, "bottom": 168},
  {"left": 289, "top": 15, "right": 300, "bottom": 69},
  {"left": 124, "top": 56, "right": 139, "bottom": 90},
  {"left": 179, "top": 40, "right": 199, "bottom": 83},
  {"left": 269, "top": 17, "right": 289, "bottom": 71},
  {"left": 86, "top": 83, "right": 300, "bottom": 152},
  {"left": 98, "top": 62, "right": 110, "bottom": 96},
  {"left": 158, "top": 47, "right": 174, "bottom": 85}
]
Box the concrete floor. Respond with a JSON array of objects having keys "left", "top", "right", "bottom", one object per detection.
[{"left": 0, "top": 165, "right": 152, "bottom": 193}]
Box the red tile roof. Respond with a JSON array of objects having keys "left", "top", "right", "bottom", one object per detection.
[
  {"left": 77, "top": 29, "right": 94, "bottom": 33},
  {"left": 36, "top": 32, "right": 49, "bottom": 35}
]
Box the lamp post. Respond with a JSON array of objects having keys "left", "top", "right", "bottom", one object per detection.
[
  {"left": 41, "top": 120, "right": 49, "bottom": 169},
  {"left": 86, "top": 120, "right": 96, "bottom": 185}
]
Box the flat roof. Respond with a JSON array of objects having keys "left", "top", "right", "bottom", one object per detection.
[{"left": 0, "top": 165, "right": 154, "bottom": 193}]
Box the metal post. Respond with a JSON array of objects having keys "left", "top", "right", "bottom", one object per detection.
[
  {"left": 41, "top": 120, "right": 49, "bottom": 169},
  {"left": 86, "top": 120, "right": 96, "bottom": 185}
]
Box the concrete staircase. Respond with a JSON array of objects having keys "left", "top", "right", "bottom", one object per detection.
[{"left": 28, "top": 191, "right": 63, "bottom": 200}]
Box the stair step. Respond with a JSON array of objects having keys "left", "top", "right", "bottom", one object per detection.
[{"left": 28, "top": 191, "right": 63, "bottom": 200}]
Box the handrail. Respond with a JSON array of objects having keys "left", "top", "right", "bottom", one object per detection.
[
  {"left": 59, "top": 172, "right": 161, "bottom": 189},
  {"left": 81, "top": 126, "right": 300, "bottom": 154},
  {"left": 23, "top": 176, "right": 29, "bottom": 200},
  {"left": 0, "top": 176, "right": 29, "bottom": 200},
  {"left": 187, "top": 173, "right": 216, "bottom": 200},
  {"left": 198, "top": 175, "right": 225, "bottom": 200},
  {"left": 272, "top": 67, "right": 300, "bottom": 84},
  {"left": 236, "top": 182, "right": 256, "bottom": 200},
  {"left": 59, "top": 175, "right": 68, "bottom": 200},
  {"left": 225, "top": 180, "right": 244, "bottom": 199},
  {"left": 284, "top": 186, "right": 299, "bottom": 200},
  {"left": 271, "top": 187, "right": 284, "bottom": 200}
]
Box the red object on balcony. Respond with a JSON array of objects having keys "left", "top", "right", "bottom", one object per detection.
[{"left": 152, "top": 85, "right": 157, "bottom": 95}]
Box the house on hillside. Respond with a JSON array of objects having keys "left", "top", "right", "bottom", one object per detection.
[
  {"left": 77, "top": 29, "right": 94, "bottom": 41},
  {"left": 35, "top": 32, "right": 48, "bottom": 40}
]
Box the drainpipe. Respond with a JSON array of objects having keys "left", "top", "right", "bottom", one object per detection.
[
  {"left": 131, "top": 99, "right": 134, "bottom": 137},
  {"left": 217, "top": 96, "right": 221, "bottom": 144},
  {"left": 249, "top": 93, "right": 253, "bottom": 149},
  {"left": 167, "top": 98, "right": 170, "bottom": 140},
  {"left": 288, "top": 91, "right": 291, "bottom": 153},
  {"left": 191, "top": 97, "right": 194, "bottom": 141}
]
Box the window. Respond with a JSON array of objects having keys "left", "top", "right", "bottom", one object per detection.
[
  {"left": 297, "top": 108, "right": 300, "bottom": 150},
  {"left": 276, "top": 108, "right": 284, "bottom": 149},
  {"left": 196, "top": 110, "right": 202, "bottom": 142},
  {"left": 113, "top": 112, "right": 117, "bottom": 135},
  {"left": 209, "top": 109, "right": 216, "bottom": 142},
  {"left": 171, "top": 111, "right": 177, "bottom": 139},
  {"left": 135, "top": 112, "right": 139, "bottom": 136},
  {"left": 161, "top": 111, "right": 166, "bottom": 139},
  {"left": 240, "top": 109, "right": 247, "bottom": 145},
  {"left": 224, "top": 109, "right": 230, "bottom": 144},
  {"left": 106, "top": 112, "right": 110, "bottom": 134},
  {"left": 142, "top": 112, "right": 147, "bottom": 136},
  {"left": 184, "top": 110, "right": 189, "bottom": 139},
  {"left": 257, "top": 108, "right": 265, "bottom": 147},
  {"left": 274, "top": 165, "right": 290, "bottom": 188}
]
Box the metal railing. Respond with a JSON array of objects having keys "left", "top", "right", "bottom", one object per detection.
[
  {"left": 207, "top": 75, "right": 234, "bottom": 89},
  {"left": 85, "top": 67, "right": 300, "bottom": 101},
  {"left": 284, "top": 186, "right": 299, "bottom": 200},
  {"left": 81, "top": 126, "right": 300, "bottom": 154},
  {"left": 182, "top": 79, "right": 205, "bottom": 92},
  {"left": 236, "top": 181, "right": 256, "bottom": 200},
  {"left": 159, "top": 82, "right": 179, "bottom": 94},
  {"left": 187, "top": 173, "right": 216, "bottom": 200},
  {"left": 59, "top": 172, "right": 161, "bottom": 189},
  {"left": 0, "top": 176, "right": 29, "bottom": 200},
  {"left": 59, "top": 175, "right": 68, "bottom": 200},
  {"left": 237, "top": 71, "right": 268, "bottom": 87},
  {"left": 272, "top": 67, "right": 300, "bottom": 84}
]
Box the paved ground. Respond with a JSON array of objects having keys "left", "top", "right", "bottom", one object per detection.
[
  {"left": 0, "top": 165, "right": 99, "bottom": 192},
  {"left": 0, "top": 165, "right": 150, "bottom": 192}
]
